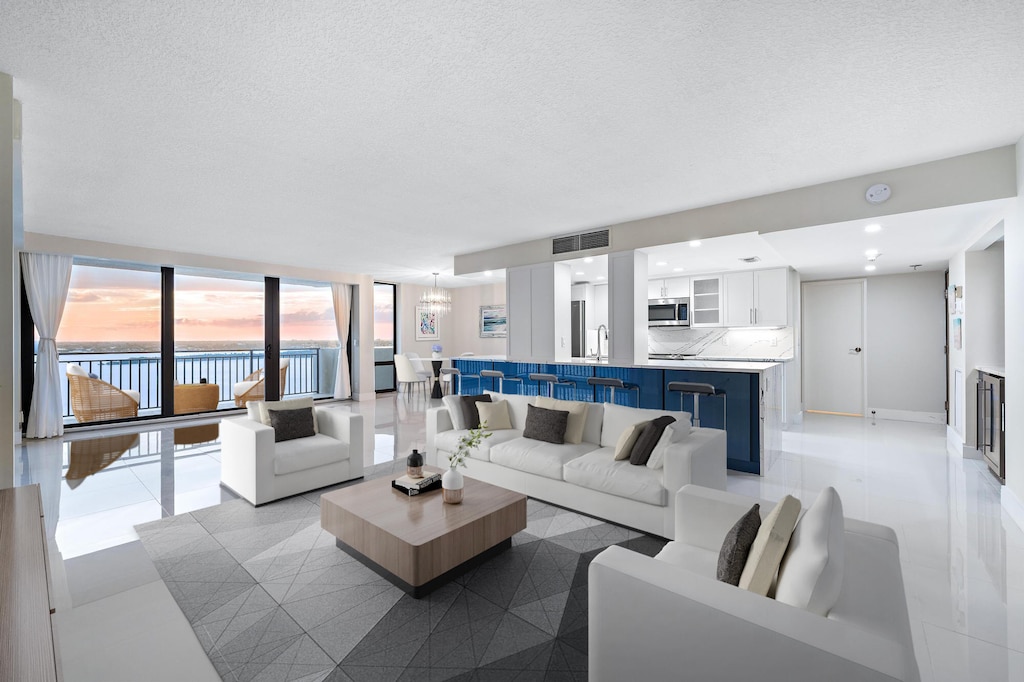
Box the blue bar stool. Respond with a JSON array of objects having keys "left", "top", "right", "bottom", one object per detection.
[
  {"left": 667, "top": 381, "right": 726, "bottom": 428},
  {"left": 528, "top": 373, "right": 573, "bottom": 398},
  {"left": 588, "top": 377, "right": 640, "bottom": 407},
  {"left": 480, "top": 369, "right": 522, "bottom": 395}
]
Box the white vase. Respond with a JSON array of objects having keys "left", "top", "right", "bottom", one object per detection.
[
  {"left": 442, "top": 467, "right": 464, "bottom": 504},
  {"left": 432, "top": 351, "right": 441, "bottom": 359}
]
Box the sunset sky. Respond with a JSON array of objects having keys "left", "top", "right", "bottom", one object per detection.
[{"left": 57, "top": 266, "right": 347, "bottom": 344}]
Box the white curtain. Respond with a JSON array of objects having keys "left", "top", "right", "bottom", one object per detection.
[
  {"left": 21, "top": 253, "right": 74, "bottom": 438},
  {"left": 331, "top": 283, "right": 353, "bottom": 400}
]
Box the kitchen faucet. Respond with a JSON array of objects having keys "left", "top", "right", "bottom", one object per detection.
[{"left": 597, "top": 324, "right": 608, "bottom": 361}]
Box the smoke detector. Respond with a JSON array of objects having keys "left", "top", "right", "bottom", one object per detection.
[{"left": 866, "top": 183, "right": 891, "bottom": 204}]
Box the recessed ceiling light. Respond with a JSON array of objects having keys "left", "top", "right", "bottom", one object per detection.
[
  {"left": 484, "top": 270, "right": 493, "bottom": 277},
  {"left": 596, "top": 275, "right": 605, "bottom": 280},
  {"left": 865, "top": 264, "right": 876, "bottom": 272},
  {"left": 864, "top": 223, "right": 882, "bottom": 233},
  {"left": 583, "top": 257, "right": 594, "bottom": 263},
  {"left": 690, "top": 240, "right": 702, "bottom": 248},
  {"left": 673, "top": 267, "right": 684, "bottom": 272},
  {"left": 576, "top": 271, "right": 585, "bottom": 276},
  {"left": 865, "top": 249, "right": 879, "bottom": 259},
  {"left": 655, "top": 261, "right": 668, "bottom": 266}
]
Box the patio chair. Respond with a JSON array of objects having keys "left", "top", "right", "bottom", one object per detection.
[
  {"left": 65, "top": 434, "right": 140, "bottom": 489},
  {"left": 67, "top": 364, "right": 141, "bottom": 423},
  {"left": 233, "top": 359, "right": 290, "bottom": 406}
]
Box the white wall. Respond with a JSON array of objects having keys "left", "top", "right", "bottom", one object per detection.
[
  {"left": 398, "top": 282, "right": 507, "bottom": 359},
  {"left": 1004, "top": 138, "right": 1024, "bottom": 524},
  {"left": 963, "top": 244, "right": 1006, "bottom": 446},
  {"left": 1, "top": 74, "right": 15, "bottom": 487},
  {"left": 865, "top": 271, "right": 947, "bottom": 417},
  {"left": 947, "top": 250, "right": 967, "bottom": 440}
]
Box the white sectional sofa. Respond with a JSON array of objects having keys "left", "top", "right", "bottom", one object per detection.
[
  {"left": 589, "top": 485, "right": 920, "bottom": 682},
  {"left": 426, "top": 391, "right": 727, "bottom": 538},
  {"left": 221, "top": 405, "right": 363, "bottom": 505}
]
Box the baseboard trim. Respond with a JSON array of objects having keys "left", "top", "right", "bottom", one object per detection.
[
  {"left": 868, "top": 408, "right": 944, "bottom": 424},
  {"left": 962, "top": 446, "right": 983, "bottom": 460},
  {"left": 355, "top": 392, "right": 377, "bottom": 402},
  {"left": 1002, "top": 487, "right": 1024, "bottom": 534}
]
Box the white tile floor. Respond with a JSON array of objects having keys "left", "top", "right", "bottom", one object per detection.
[{"left": 14, "top": 394, "right": 1024, "bottom": 681}]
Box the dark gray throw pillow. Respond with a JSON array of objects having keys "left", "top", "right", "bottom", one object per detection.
[
  {"left": 523, "top": 404, "right": 569, "bottom": 444},
  {"left": 629, "top": 415, "right": 676, "bottom": 465},
  {"left": 458, "top": 394, "right": 492, "bottom": 429},
  {"left": 717, "top": 503, "right": 762, "bottom": 586},
  {"left": 269, "top": 407, "right": 316, "bottom": 443}
]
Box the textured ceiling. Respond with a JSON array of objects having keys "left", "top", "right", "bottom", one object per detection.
[{"left": 2, "top": 1, "right": 1023, "bottom": 286}]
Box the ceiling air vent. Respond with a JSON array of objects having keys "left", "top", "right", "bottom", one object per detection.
[
  {"left": 552, "top": 229, "right": 610, "bottom": 255},
  {"left": 739, "top": 256, "right": 761, "bottom": 263}
]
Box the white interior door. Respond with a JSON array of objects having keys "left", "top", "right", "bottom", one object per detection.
[{"left": 803, "top": 279, "right": 866, "bottom": 416}]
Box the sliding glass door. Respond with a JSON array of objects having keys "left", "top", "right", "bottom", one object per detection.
[{"left": 373, "top": 283, "right": 396, "bottom": 392}]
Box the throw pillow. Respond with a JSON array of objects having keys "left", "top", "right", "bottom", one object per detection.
[
  {"left": 738, "top": 494, "right": 801, "bottom": 596},
  {"left": 442, "top": 395, "right": 465, "bottom": 429},
  {"left": 477, "top": 400, "right": 513, "bottom": 430},
  {"left": 268, "top": 407, "right": 316, "bottom": 443},
  {"left": 645, "top": 423, "right": 689, "bottom": 470},
  {"left": 535, "top": 397, "right": 590, "bottom": 444},
  {"left": 717, "top": 504, "right": 762, "bottom": 586},
  {"left": 613, "top": 421, "right": 650, "bottom": 460},
  {"left": 260, "top": 396, "right": 318, "bottom": 433},
  {"left": 775, "top": 487, "right": 845, "bottom": 616},
  {"left": 458, "top": 394, "right": 493, "bottom": 429},
  {"left": 523, "top": 404, "right": 570, "bottom": 444},
  {"left": 629, "top": 415, "right": 676, "bottom": 466}
]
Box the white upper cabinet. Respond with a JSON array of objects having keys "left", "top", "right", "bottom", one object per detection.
[
  {"left": 723, "top": 267, "right": 790, "bottom": 327},
  {"left": 690, "top": 275, "right": 723, "bottom": 326},
  {"left": 723, "top": 272, "right": 755, "bottom": 326},
  {"left": 647, "top": 277, "right": 689, "bottom": 299}
]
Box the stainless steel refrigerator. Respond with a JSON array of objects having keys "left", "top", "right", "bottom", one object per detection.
[{"left": 571, "top": 301, "right": 585, "bottom": 357}]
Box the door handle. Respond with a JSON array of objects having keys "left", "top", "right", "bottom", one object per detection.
[{"left": 848, "top": 347, "right": 862, "bottom": 354}]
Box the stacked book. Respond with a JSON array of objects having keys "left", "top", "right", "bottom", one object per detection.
[{"left": 392, "top": 471, "right": 442, "bottom": 496}]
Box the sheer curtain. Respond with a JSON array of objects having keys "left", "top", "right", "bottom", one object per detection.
[
  {"left": 331, "top": 283, "right": 352, "bottom": 400},
  {"left": 21, "top": 252, "right": 74, "bottom": 438}
]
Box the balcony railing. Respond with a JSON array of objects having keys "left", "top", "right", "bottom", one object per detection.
[{"left": 55, "top": 347, "right": 336, "bottom": 419}]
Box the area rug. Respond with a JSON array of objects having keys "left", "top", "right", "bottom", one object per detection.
[{"left": 135, "top": 462, "right": 667, "bottom": 681}]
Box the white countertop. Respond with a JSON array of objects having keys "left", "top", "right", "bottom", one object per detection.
[
  {"left": 456, "top": 356, "right": 781, "bottom": 373},
  {"left": 977, "top": 366, "right": 1006, "bottom": 378}
]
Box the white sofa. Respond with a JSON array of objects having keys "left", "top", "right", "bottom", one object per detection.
[
  {"left": 426, "top": 391, "right": 727, "bottom": 538},
  {"left": 220, "top": 405, "right": 364, "bottom": 505},
  {"left": 589, "top": 485, "right": 920, "bottom": 682}
]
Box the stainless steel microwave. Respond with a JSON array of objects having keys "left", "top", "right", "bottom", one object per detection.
[{"left": 648, "top": 298, "right": 690, "bottom": 327}]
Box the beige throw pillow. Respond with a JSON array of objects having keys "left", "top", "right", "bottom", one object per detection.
[
  {"left": 613, "top": 421, "right": 650, "bottom": 460},
  {"left": 477, "top": 400, "right": 513, "bottom": 431},
  {"left": 260, "top": 396, "right": 319, "bottom": 433},
  {"left": 738, "top": 494, "right": 801, "bottom": 596},
  {"left": 535, "top": 397, "right": 590, "bottom": 444}
]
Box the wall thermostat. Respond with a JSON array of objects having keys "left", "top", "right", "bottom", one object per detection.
[{"left": 866, "top": 183, "right": 891, "bottom": 204}]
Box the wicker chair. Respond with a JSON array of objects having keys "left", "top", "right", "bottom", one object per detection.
[
  {"left": 174, "top": 382, "right": 220, "bottom": 415},
  {"left": 233, "top": 359, "right": 290, "bottom": 407},
  {"left": 66, "top": 364, "right": 141, "bottom": 423}
]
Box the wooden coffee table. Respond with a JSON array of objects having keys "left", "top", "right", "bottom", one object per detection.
[{"left": 320, "top": 467, "right": 526, "bottom": 597}]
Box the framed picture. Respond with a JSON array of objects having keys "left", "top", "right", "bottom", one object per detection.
[
  {"left": 480, "top": 304, "right": 507, "bottom": 338},
  {"left": 415, "top": 306, "right": 440, "bottom": 340}
]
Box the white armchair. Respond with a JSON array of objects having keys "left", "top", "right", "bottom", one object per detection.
[
  {"left": 219, "top": 405, "right": 364, "bottom": 505},
  {"left": 589, "top": 485, "right": 920, "bottom": 682}
]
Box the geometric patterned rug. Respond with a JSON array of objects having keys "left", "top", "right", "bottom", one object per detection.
[{"left": 135, "top": 461, "right": 667, "bottom": 682}]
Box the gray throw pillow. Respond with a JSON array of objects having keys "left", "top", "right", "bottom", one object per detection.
[
  {"left": 629, "top": 415, "right": 676, "bottom": 466},
  {"left": 717, "top": 503, "right": 762, "bottom": 586},
  {"left": 269, "top": 407, "right": 316, "bottom": 443},
  {"left": 522, "top": 404, "right": 569, "bottom": 444},
  {"left": 458, "top": 394, "right": 492, "bottom": 429}
]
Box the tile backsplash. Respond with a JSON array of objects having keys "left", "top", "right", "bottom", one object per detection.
[{"left": 648, "top": 327, "right": 795, "bottom": 360}]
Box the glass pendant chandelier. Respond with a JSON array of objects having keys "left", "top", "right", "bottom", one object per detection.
[{"left": 419, "top": 272, "right": 452, "bottom": 316}]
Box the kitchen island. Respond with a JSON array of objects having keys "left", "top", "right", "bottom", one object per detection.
[{"left": 452, "top": 356, "right": 786, "bottom": 475}]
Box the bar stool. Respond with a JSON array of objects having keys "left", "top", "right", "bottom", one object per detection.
[
  {"left": 588, "top": 376, "right": 641, "bottom": 407},
  {"left": 667, "top": 381, "right": 726, "bottom": 428},
  {"left": 528, "top": 373, "right": 573, "bottom": 398},
  {"left": 440, "top": 367, "right": 482, "bottom": 395},
  {"left": 479, "top": 369, "right": 522, "bottom": 395}
]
